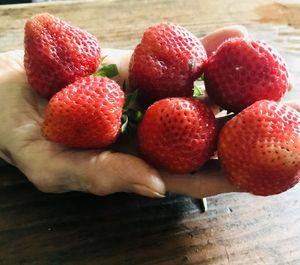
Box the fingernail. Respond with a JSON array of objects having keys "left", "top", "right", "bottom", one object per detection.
[{"left": 130, "top": 184, "right": 165, "bottom": 198}]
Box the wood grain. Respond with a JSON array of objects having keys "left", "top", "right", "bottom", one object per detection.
[{"left": 0, "top": 0, "right": 300, "bottom": 264}]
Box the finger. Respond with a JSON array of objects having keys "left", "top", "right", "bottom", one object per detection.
[
  {"left": 101, "top": 48, "right": 133, "bottom": 89},
  {"left": 0, "top": 50, "right": 25, "bottom": 82},
  {"left": 161, "top": 160, "right": 240, "bottom": 198},
  {"left": 285, "top": 101, "right": 300, "bottom": 112},
  {"left": 17, "top": 140, "right": 165, "bottom": 198},
  {"left": 0, "top": 158, "right": 8, "bottom": 167},
  {"left": 200, "top": 25, "right": 249, "bottom": 58},
  {"left": 83, "top": 151, "right": 166, "bottom": 198},
  {"left": 288, "top": 73, "right": 294, "bottom": 92}
]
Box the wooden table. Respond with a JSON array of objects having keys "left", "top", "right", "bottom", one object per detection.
[{"left": 0, "top": 0, "right": 300, "bottom": 264}]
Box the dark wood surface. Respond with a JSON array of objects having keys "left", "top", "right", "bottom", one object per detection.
[{"left": 0, "top": 0, "right": 300, "bottom": 264}]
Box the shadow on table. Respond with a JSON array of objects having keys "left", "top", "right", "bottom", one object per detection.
[
  {"left": 0, "top": 165, "right": 204, "bottom": 264},
  {"left": 1, "top": 165, "right": 298, "bottom": 265}
]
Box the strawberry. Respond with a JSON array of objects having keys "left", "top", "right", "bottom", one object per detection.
[
  {"left": 138, "top": 98, "right": 217, "bottom": 173},
  {"left": 218, "top": 100, "right": 300, "bottom": 196},
  {"left": 42, "top": 76, "right": 124, "bottom": 148},
  {"left": 204, "top": 38, "right": 289, "bottom": 113},
  {"left": 24, "top": 13, "right": 101, "bottom": 98},
  {"left": 129, "top": 22, "right": 207, "bottom": 104}
]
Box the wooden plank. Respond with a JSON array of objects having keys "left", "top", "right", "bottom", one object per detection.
[
  {"left": 0, "top": 166, "right": 299, "bottom": 264},
  {"left": 0, "top": 0, "right": 271, "bottom": 51},
  {"left": 0, "top": 0, "right": 299, "bottom": 264}
]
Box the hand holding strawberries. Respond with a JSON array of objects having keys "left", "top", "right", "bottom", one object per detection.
[
  {"left": 0, "top": 48, "right": 168, "bottom": 198},
  {"left": 0, "top": 13, "right": 299, "bottom": 199},
  {"left": 0, "top": 49, "right": 233, "bottom": 198}
]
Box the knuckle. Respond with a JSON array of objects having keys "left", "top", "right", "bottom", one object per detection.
[
  {"left": 84, "top": 180, "right": 112, "bottom": 196},
  {"left": 34, "top": 182, "right": 55, "bottom": 193},
  {"left": 23, "top": 166, "right": 61, "bottom": 193}
]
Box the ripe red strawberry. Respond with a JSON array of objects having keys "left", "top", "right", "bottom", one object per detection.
[
  {"left": 204, "top": 38, "right": 289, "bottom": 113},
  {"left": 24, "top": 13, "right": 101, "bottom": 98},
  {"left": 218, "top": 100, "right": 300, "bottom": 196},
  {"left": 138, "top": 98, "right": 217, "bottom": 173},
  {"left": 42, "top": 76, "right": 124, "bottom": 148},
  {"left": 129, "top": 22, "right": 207, "bottom": 104}
]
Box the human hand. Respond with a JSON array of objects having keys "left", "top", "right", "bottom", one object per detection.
[
  {"left": 1, "top": 25, "right": 295, "bottom": 199},
  {"left": 0, "top": 48, "right": 169, "bottom": 197}
]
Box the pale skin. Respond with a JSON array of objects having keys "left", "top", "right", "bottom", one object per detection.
[{"left": 0, "top": 26, "right": 298, "bottom": 198}]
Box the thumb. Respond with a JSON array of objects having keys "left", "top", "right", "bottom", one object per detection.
[
  {"left": 286, "top": 101, "right": 300, "bottom": 112},
  {"left": 78, "top": 151, "right": 166, "bottom": 198},
  {"left": 161, "top": 160, "right": 240, "bottom": 198},
  {"left": 200, "top": 25, "right": 249, "bottom": 58},
  {"left": 17, "top": 141, "right": 166, "bottom": 198},
  {"left": 101, "top": 48, "right": 133, "bottom": 87}
]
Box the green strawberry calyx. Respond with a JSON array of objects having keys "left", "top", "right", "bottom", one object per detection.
[
  {"left": 121, "top": 89, "right": 143, "bottom": 134},
  {"left": 93, "top": 60, "right": 143, "bottom": 134},
  {"left": 93, "top": 56, "right": 119, "bottom": 78},
  {"left": 93, "top": 63, "right": 119, "bottom": 78},
  {"left": 193, "top": 73, "right": 205, "bottom": 98},
  {"left": 193, "top": 84, "right": 203, "bottom": 97},
  {"left": 198, "top": 73, "right": 204, "bottom": 81}
]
